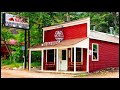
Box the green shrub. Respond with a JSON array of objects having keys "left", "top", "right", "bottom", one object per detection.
[
  {"left": 1, "top": 59, "right": 23, "bottom": 68},
  {"left": 1, "top": 60, "right": 11, "bottom": 66},
  {"left": 9, "top": 63, "right": 23, "bottom": 68},
  {"left": 31, "top": 61, "right": 41, "bottom": 68}
]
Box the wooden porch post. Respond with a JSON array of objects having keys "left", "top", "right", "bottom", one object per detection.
[
  {"left": 28, "top": 50, "right": 31, "bottom": 71},
  {"left": 74, "top": 47, "right": 76, "bottom": 72},
  {"left": 56, "top": 49, "right": 59, "bottom": 72},
  {"left": 41, "top": 49, "right": 44, "bottom": 71}
]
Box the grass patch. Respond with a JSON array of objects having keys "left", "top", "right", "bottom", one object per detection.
[
  {"left": 1, "top": 59, "right": 41, "bottom": 69},
  {"left": 79, "top": 73, "right": 88, "bottom": 77},
  {"left": 9, "top": 63, "right": 23, "bottom": 68},
  {"left": 31, "top": 62, "right": 41, "bottom": 68},
  {"left": 1, "top": 60, "right": 11, "bottom": 66},
  {"left": 1, "top": 60, "right": 23, "bottom": 68}
]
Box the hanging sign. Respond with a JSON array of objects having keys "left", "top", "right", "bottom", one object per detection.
[
  {"left": 54, "top": 30, "right": 64, "bottom": 42},
  {"left": 2, "top": 13, "right": 29, "bottom": 29}
]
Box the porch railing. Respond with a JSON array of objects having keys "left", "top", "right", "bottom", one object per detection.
[
  {"left": 68, "top": 62, "right": 83, "bottom": 71},
  {"left": 45, "top": 62, "right": 56, "bottom": 70}
]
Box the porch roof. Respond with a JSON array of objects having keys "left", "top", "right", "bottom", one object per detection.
[{"left": 28, "top": 37, "right": 89, "bottom": 50}]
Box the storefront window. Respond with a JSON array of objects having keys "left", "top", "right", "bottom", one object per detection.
[
  {"left": 62, "top": 50, "right": 66, "bottom": 60},
  {"left": 47, "top": 49, "right": 54, "bottom": 62}
]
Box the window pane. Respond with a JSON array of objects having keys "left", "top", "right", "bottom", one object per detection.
[
  {"left": 76, "top": 48, "right": 81, "bottom": 62},
  {"left": 93, "top": 44, "right": 97, "bottom": 51},
  {"left": 93, "top": 52, "right": 97, "bottom": 59},
  {"left": 72, "top": 48, "right": 74, "bottom": 62},
  {"left": 47, "top": 49, "right": 54, "bottom": 62},
  {"left": 62, "top": 50, "right": 66, "bottom": 60},
  {"left": 93, "top": 44, "right": 98, "bottom": 60}
]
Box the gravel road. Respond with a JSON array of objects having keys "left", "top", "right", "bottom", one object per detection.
[{"left": 1, "top": 69, "right": 119, "bottom": 78}]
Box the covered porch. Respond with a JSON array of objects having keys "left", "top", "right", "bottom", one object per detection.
[{"left": 28, "top": 37, "right": 89, "bottom": 73}]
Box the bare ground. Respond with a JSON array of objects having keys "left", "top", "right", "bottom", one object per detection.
[{"left": 1, "top": 69, "right": 119, "bottom": 78}]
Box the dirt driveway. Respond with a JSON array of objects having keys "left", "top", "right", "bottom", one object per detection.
[{"left": 1, "top": 69, "right": 119, "bottom": 78}]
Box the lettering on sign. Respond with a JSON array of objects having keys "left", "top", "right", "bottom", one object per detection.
[
  {"left": 42, "top": 41, "right": 60, "bottom": 46},
  {"left": 54, "top": 30, "right": 64, "bottom": 42},
  {"left": 3, "top": 13, "right": 29, "bottom": 29}
]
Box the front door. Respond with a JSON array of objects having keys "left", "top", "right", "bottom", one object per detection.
[{"left": 59, "top": 49, "right": 67, "bottom": 71}]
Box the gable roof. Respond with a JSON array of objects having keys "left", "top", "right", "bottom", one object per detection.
[{"left": 90, "top": 30, "right": 119, "bottom": 44}]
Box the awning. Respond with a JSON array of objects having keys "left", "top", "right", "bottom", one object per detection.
[{"left": 28, "top": 37, "right": 89, "bottom": 51}]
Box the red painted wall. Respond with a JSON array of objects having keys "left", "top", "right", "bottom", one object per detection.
[
  {"left": 44, "top": 23, "right": 87, "bottom": 42},
  {"left": 89, "top": 39, "right": 119, "bottom": 72}
]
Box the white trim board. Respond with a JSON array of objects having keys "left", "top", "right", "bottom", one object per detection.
[
  {"left": 42, "top": 17, "right": 90, "bottom": 31},
  {"left": 74, "top": 38, "right": 89, "bottom": 48}
]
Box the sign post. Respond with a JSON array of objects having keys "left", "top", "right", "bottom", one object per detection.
[
  {"left": 28, "top": 30, "right": 30, "bottom": 70},
  {"left": 24, "top": 29, "right": 27, "bottom": 69},
  {"left": 2, "top": 13, "right": 30, "bottom": 69}
]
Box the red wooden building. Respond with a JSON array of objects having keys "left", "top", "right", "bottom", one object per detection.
[{"left": 28, "top": 17, "right": 119, "bottom": 73}]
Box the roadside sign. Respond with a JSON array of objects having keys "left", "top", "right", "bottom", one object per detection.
[{"left": 22, "top": 46, "right": 25, "bottom": 50}]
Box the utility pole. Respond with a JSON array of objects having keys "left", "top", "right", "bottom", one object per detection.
[{"left": 24, "top": 29, "right": 27, "bottom": 69}]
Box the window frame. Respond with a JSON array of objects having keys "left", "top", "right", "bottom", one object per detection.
[
  {"left": 71, "top": 48, "right": 83, "bottom": 62},
  {"left": 92, "top": 43, "right": 99, "bottom": 61}
]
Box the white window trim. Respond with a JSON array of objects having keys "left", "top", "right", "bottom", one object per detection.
[
  {"left": 54, "top": 49, "right": 56, "bottom": 63},
  {"left": 68, "top": 49, "right": 71, "bottom": 58},
  {"left": 61, "top": 48, "right": 68, "bottom": 70},
  {"left": 71, "top": 48, "right": 72, "bottom": 62},
  {"left": 81, "top": 48, "right": 83, "bottom": 62},
  {"left": 92, "top": 43, "right": 99, "bottom": 61},
  {"left": 46, "top": 50, "right": 47, "bottom": 63},
  {"left": 43, "top": 30, "right": 44, "bottom": 42},
  {"left": 71, "top": 47, "right": 83, "bottom": 62}
]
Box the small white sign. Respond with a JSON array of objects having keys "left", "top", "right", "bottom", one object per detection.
[
  {"left": 89, "top": 50, "right": 92, "bottom": 55},
  {"left": 22, "top": 46, "right": 25, "bottom": 50},
  {"left": 3, "top": 13, "right": 29, "bottom": 29},
  {"left": 54, "top": 30, "right": 64, "bottom": 42}
]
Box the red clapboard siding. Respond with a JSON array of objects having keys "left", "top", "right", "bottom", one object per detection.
[
  {"left": 89, "top": 39, "right": 119, "bottom": 72},
  {"left": 44, "top": 23, "right": 87, "bottom": 42}
]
